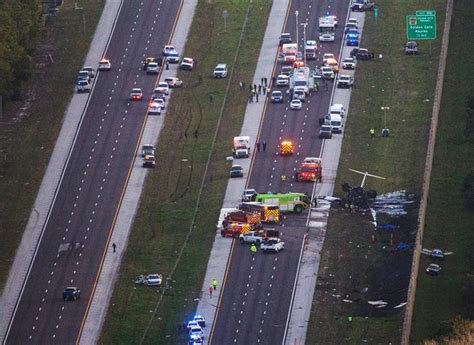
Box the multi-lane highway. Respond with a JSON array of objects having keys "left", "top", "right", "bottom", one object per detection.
[
  {"left": 4, "top": 1, "right": 182, "bottom": 343},
  {"left": 210, "top": 0, "right": 351, "bottom": 343}
]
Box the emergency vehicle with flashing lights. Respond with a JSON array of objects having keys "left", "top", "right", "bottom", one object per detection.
[
  {"left": 279, "top": 140, "right": 294, "bottom": 155},
  {"left": 98, "top": 58, "right": 111, "bottom": 71},
  {"left": 255, "top": 192, "right": 310, "bottom": 214},
  {"left": 239, "top": 202, "right": 280, "bottom": 223},
  {"left": 295, "top": 158, "right": 322, "bottom": 182},
  {"left": 233, "top": 136, "right": 251, "bottom": 158}
]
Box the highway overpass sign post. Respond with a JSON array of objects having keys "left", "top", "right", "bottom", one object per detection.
[{"left": 406, "top": 12, "right": 436, "bottom": 40}]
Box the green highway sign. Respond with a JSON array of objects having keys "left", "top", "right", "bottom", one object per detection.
[
  {"left": 406, "top": 14, "right": 436, "bottom": 40},
  {"left": 416, "top": 10, "right": 436, "bottom": 16}
]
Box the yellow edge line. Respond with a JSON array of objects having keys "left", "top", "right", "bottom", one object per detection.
[
  {"left": 246, "top": 0, "right": 293, "bottom": 185},
  {"left": 207, "top": 239, "right": 236, "bottom": 345},
  {"left": 208, "top": 0, "right": 293, "bottom": 342},
  {"left": 75, "top": 0, "right": 184, "bottom": 343}
]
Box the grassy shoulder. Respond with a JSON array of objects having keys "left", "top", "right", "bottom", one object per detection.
[
  {"left": 306, "top": 0, "right": 446, "bottom": 344},
  {"left": 411, "top": 0, "right": 474, "bottom": 343},
  {"left": 99, "top": 1, "right": 273, "bottom": 344},
  {"left": 0, "top": 0, "right": 105, "bottom": 291}
]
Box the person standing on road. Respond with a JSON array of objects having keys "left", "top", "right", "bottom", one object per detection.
[
  {"left": 211, "top": 278, "right": 218, "bottom": 290},
  {"left": 256, "top": 93, "right": 259, "bottom": 102},
  {"left": 261, "top": 77, "right": 264, "bottom": 85},
  {"left": 250, "top": 243, "right": 257, "bottom": 257},
  {"left": 262, "top": 141, "right": 266, "bottom": 152},
  {"left": 112, "top": 243, "right": 116, "bottom": 253},
  {"left": 258, "top": 84, "right": 262, "bottom": 94},
  {"left": 264, "top": 77, "right": 268, "bottom": 87},
  {"left": 209, "top": 285, "right": 213, "bottom": 297},
  {"left": 256, "top": 142, "right": 261, "bottom": 152}
]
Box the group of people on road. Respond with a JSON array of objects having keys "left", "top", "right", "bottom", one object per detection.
[
  {"left": 255, "top": 141, "right": 267, "bottom": 152},
  {"left": 243, "top": 77, "right": 271, "bottom": 103}
]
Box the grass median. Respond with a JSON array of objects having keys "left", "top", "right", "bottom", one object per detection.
[
  {"left": 411, "top": 0, "right": 474, "bottom": 342},
  {"left": 306, "top": 1, "right": 447, "bottom": 344},
  {"left": 99, "top": 1, "right": 273, "bottom": 344},
  {"left": 0, "top": 0, "right": 105, "bottom": 291}
]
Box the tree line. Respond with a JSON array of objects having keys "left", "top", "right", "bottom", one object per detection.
[{"left": 0, "top": 0, "right": 42, "bottom": 102}]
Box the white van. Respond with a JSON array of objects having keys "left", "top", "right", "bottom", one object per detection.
[
  {"left": 329, "top": 114, "right": 343, "bottom": 133},
  {"left": 330, "top": 104, "right": 346, "bottom": 118}
]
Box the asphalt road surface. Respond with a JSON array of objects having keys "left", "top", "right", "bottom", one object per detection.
[
  {"left": 210, "top": 1, "right": 351, "bottom": 344},
  {"left": 4, "top": 1, "right": 181, "bottom": 344}
]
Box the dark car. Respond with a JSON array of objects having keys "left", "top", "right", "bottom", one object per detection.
[
  {"left": 279, "top": 33, "right": 292, "bottom": 46},
  {"left": 350, "top": 48, "right": 373, "bottom": 60},
  {"left": 230, "top": 165, "right": 244, "bottom": 178},
  {"left": 425, "top": 263, "right": 441, "bottom": 276},
  {"left": 63, "top": 287, "right": 80, "bottom": 301},
  {"left": 351, "top": 2, "right": 374, "bottom": 12},
  {"left": 270, "top": 91, "right": 284, "bottom": 103},
  {"left": 141, "top": 144, "right": 155, "bottom": 157},
  {"left": 405, "top": 41, "right": 418, "bottom": 55}
]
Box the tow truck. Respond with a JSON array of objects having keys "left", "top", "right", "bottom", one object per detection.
[
  {"left": 295, "top": 158, "right": 322, "bottom": 182},
  {"left": 255, "top": 192, "right": 310, "bottom": 213}
]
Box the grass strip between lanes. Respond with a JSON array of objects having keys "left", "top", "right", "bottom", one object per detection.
[
  {"left": 305, "top": 1, "right": 447, "bottom": 344},
  {"left": 99, "top": 1, "right": 273, "bottom": 344},
  {"left": 411, "top": 0, "right": 474, "bottom": 342},
  {"left": 0, "top": 0, "right": 106, "bottom": 291}
]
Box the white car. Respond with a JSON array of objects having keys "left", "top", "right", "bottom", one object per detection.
[
  {"left": 261, "top": 238, "right": 285, "bottom": 253},
  {"left": 148, "top": 101, "right": 162, "bottom": 115},
  {"left": 162, "top": 45, "right": 175, "bottom": 56},
  {"left": 135, "top": 274, "right": 162, "bottom": 286},
  {"left": 164, "top": 77, "right": 183, "bottom": 88},
  {"left": 320, "top": 66, "right": 335, "bottom": 79},
  {"left": 189, "top": 326, "right": 204, "bottom": 340},
  {"left": 276, "top": 74, "right": 289, "bottom": 86},
  {"left": 155, "top": 82, "right": 170, "bottom": 95},
  {"left": 146, "top": 62, "right": 159, "bottom": 74},
  {"left": 342, "top": 57, "right": 356, "bottom": 70},
  {"left": 213, "top": 64, "right": 228, "bottom": 78},
  {"left": 152, "top": 98, "right": 165, "bottom": 110},
  {"left": 305, "top": 39, "right": 317, "bottom": 47},
  {"left": 337, "top": 75, "right": 353, "bottom": 88},
  {"left": 166, "top": 50, "right": 180, "bottom": 63},
  {"left": 290, "top": 99, "right": 302, "bottom": 110},
  {"left": 180, "top": 57, "right": 194, "bottom": 70},
  {"left": 98, "top": 58, "right": 111, "bottom": 70}
]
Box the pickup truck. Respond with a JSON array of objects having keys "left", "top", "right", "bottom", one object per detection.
[
  {"left": 239, "top": 230, "right": 279, "bottom": 245},
  {"left": 239, "top": 231, "right": 264, "bottom": 245}
]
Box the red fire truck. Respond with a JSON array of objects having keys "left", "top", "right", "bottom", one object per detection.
[{"left": 295, "top": 157, "right": 322, "bottom": 182}]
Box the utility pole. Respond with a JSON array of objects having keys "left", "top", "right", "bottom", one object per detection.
[
  {"left": 295, "top": 10, "right": 299, "bottom": 52},
  {"left": 381, "top": 106, "right": 390, "bottom": 137},
  {"left": 301, "top": 21, "right": 308, "bottom": 66}
]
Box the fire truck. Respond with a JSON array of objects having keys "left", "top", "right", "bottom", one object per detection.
[
  {"left": 219, "top": 209, "right": 262, "bottom": 238},
  {"left": 255, "top": 193, "right": 310, "bottom": 214},
  {"left": 239, "top": 202, "right": 280, "bottom": 223},
  {"left": 295, "top": 157, "right": 322, "bottom": 182},
  {"left": 279, "top": 140, "right": 294, "bottom": 155}
]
